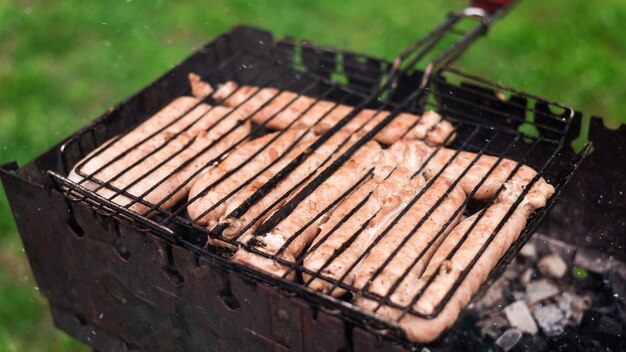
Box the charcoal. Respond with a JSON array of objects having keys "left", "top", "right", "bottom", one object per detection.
[
  {"left": 503, "top": 301, "right": 538, "bottom": 335},
  {"left": 568, "top": 292, "right": 592, "bottom": 312},
  {"left": 574, "top": 248, "right": 611, "bottom": 274},
  {"left": 519, "top": 243, "right": 537, "bottom": 260},
  {"left": 477, "top": 315, "right": 509, "bottom": 339},
  {"left": 532, "top": 304, "right": 567, "bottom": 337},
  {"left": 537, "top": 254, "right": 568, "bottom": 279},
  {"left": 520, "top": 268, "right": 536, "bottom": 286},
  {"left": 479, "top": 276, "right": 507, "bottom": 309},
  {"left": 514, "top": 335, "right": 550, "bottom": 352},
  {"left": 526, "top": 279, "right": 560, "bottom": 305},
  {"left": 531, "top": 234, "right": 577, "bottom": 263},
  {"left": 461, "top": 236, "right": 625, "bottom": 350},
  {"left": 495, "top": 328, "right": 522, "bottom": 351},
  {"left": 513, "top": 291, "right": 527, "bottom": 302},
  {"left": 569, "top": 308, "right": 584, "bottom": 326},
  {"left": 558, "top": 293, "right": 572, "bottom": 321},
  {"left": 593, "top": 315, "right": 623, "bottom": 338},
  {"left": 605, "top": 261, "right": 626, "bottom": 304}
]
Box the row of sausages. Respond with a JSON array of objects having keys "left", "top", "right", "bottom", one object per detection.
[{"left": 68, "top": 74, "right": 553, "bottom": 343}]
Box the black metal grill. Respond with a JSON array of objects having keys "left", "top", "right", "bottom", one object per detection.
[
  {"left": 1, "top": 2, "right": 607, "bottom": 349},
  {"left": 47, "top": 7, "right": 589, "bottom": 342}
]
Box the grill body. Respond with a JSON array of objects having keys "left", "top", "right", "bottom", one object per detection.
[{"left": 1, "top": 26, "right": 614, "bottom": 351}]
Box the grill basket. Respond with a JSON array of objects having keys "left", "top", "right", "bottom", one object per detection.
[{"left": 0, "top": 25, "right": 605, "bottom": 351}]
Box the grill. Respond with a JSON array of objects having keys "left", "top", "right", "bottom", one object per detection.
[{"left": 0, "top": 1, "right": 605, "bottom": 350}]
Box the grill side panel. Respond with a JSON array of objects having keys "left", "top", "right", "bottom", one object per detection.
[{"left": 0, "top": 168, "right": 355, "bottom": 351}]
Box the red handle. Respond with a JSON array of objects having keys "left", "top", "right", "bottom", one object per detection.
[{"left": 472, "top": 0, "right": 511, "bottom": 14}]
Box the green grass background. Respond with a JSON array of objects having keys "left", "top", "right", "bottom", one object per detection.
[{"left": 0, "top": 0, "right": 624, "bottom": 350}]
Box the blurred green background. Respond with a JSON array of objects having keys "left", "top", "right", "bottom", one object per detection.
[{"left": 0, "top": 0, "right": 624, "bottom": 350}]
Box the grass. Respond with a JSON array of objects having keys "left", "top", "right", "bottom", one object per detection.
[{"left": 0, "top": 0, "right": 624, "bottom": 350}]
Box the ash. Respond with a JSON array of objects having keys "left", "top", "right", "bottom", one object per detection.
[{"left": 431, "top": 234, "right": 626, "bottom": 352}]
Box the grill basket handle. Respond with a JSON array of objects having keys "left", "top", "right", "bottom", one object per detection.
[{"left": 471, "top": 0, "right": 513, "bottom": 14}]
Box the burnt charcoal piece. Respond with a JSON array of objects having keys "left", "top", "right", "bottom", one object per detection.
[{"left": 496, "top": 328, "right": 522, "bottom": 351}]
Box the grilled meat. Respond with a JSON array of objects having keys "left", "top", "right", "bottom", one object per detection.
[
  {"left": 219, "top": 131, "right": 355, "bottom": 247},
  {"left": 233, "top": 140, "right": 383, "bottom": 279},
  {"left": 69, "top": 98, "right": 251, "bottom": 214},
  {"left": 187, "top": 129, "right": 308, "bottom": 226},
  {"left": 303, "top": 142, "right": 430, "bottom": 296},
  {"left": 353, "top": 176, "right": 467, "bottom": 310},
  {"left": 190, "top": 76, "right": 455, "bottom": 146},
  {"left": 394, "top": 179, "right": 554, "bottom": 343}
]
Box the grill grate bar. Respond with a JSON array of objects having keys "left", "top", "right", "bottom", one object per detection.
[
  {"left": 433, "top": 103, "right": 562, "bottom": 147},
  {"left": 168, "top": 80, "right": 332, "bottom": 222},
  {"left": 69, "top": 70, "right": 269, "bottom": 210},
  {"left": 183, "top": 82, "right": 347, "bottom": 224},
  {"left": 98, "top": 65, "right": 302, "bottom": 212},
  {"left": 290, "top": 189, "right": 377, "bottom": 281},
  {"left": 273, "top": 168, "right": 375, "bottom": 257},
  {"left": 433, "top": 85, "right": 568, "bottom": 136},
  {"left": 348, "top": 126, "right": 497, "bottom": 297},
  {"left": 400, "top": 138, "right": 546, "bottom": 319},
  {"left": 224, "top": 112, "right": 374, "bottom": 244},
  {"left": 441, "top": 67, "right": 576, "bottom": 123}
]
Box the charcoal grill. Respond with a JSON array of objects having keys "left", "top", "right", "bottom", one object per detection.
[{"left": 3, "top": 0, "right": 620, "bottom": 350}]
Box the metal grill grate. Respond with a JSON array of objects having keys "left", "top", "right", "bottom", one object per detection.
[{"left": 46, "top": 9, "right": 590, "bottom": 343}]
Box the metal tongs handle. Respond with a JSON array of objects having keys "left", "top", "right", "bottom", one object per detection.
[
  {"left": 386, "top": 0, "right": 518, "bottom": 92},
  {"left": 472, "top": 0, "right": 513, "bottom": 14}
]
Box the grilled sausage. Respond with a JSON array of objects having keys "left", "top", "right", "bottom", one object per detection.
[
  {"left": 188, "top": 73, "right": 214, "bottom": 99},
  {"left": 69, "top": 98, "right": 251, "bottom": 214},
  {"left": 69, "top": 96, "right": 202, "bottom": 187},
  {"left": 233, "top": 140, "right": 383, "bottom": 279},
  {"left": 187, "top": 129, "right": 308, "bottom": 226},
  {"left": 353, "top": 176, "right": 467, "bottom": 311},
  {"left": 303, "top": 142, "right": 431, "bottom": 296},
  {"left": 219, "top": 131, "right": 355, "bottom": 247},
  {"left": 351, "top": 144, "right": 553, "bottom": 321},
  {"left": 194, "top": 77, "right": 454, "bottom": 146},
  {"left": 390, "top": 179, "right": 555, "bottom": 343},
  {"left": 422, "top": 147, "right": 541, "bottom": 202}
]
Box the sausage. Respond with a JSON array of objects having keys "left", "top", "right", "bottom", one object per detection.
[
  {"left": 391, "top": 179, "right": 555, "bottom": 343},
  {"left": 353, "top": 176, "right": 467, "bottom": 313},
  {"left": 206, "top": 131, "right": 318, "bottom": 249},
  {"left": 69, "top": 98, "right": 251, "bottom": 215},
  {"left": 303, "top": 142, "right": 431, "bottom": 296},
  {"left": 69, "top": 96, "right": 203, "bottom": 187},
  {"left": 187, "top": 129, "right": 308, "bottom": 226},
  {"left": 219, "top": 131, "right": 355, "bottom": 246},
  {"left": 233, "top": 140, "right": 383, "bottom": 279},
  {"left": 197, "top": 77, "right": 455, "bottom": 146},
  {"left": 422, "top": 147, "right": 540, "bottom": 202},
  {"left": 188, "top": 73, "right": 214, "bottom": 99}
]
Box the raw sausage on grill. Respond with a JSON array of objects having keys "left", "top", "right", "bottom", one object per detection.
[
  {"left": 187, "top": 129, "right": 308, "bottom": 226},
  {"left": 233, "top": 140, "right": 383, "bottom": 279},
  {"left": 395, "top": 179, "right": 554, "bottom": 343},
  {"left": 303, "top": 142, "right": 431, "bottom": 296},
  {"left": 218, "top": 131, "right": 356, "bottom": 247},
  {"left": 69, "top": 97, "right": 252, "bottom": 214},
  {"left": 189, "top": 75, "right": 455, "bottom": 146}
]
